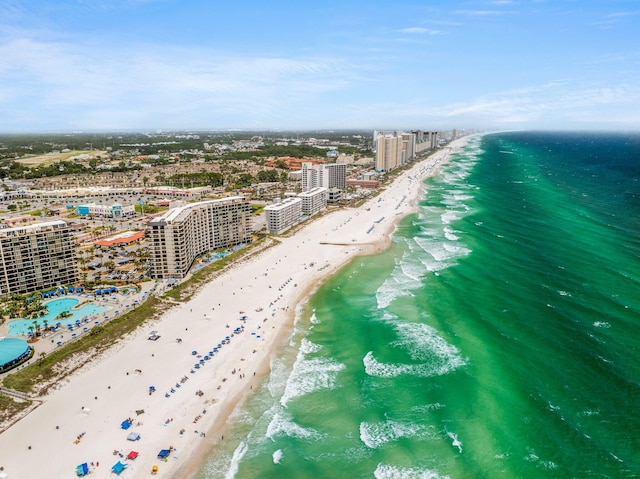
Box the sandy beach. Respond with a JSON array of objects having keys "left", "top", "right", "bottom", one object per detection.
[{"left": 0, "top": 137, "right": 468, "bottom": 479}]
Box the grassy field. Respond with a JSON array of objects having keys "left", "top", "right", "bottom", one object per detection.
[{"left": 16, "top": 150, "right": 107, "bottom": 166}]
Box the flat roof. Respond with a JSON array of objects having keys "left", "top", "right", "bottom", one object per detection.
[
  {"left": 152, "top": 196, "right": 247, "bottom": 224},
  {"left": 0, "top": 220, "right": 68, "bottom": 237},
  {"left": 264, "top": 197, "right": 302, "bottom": 211}
]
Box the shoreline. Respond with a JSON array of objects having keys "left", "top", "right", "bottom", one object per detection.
[{"left": 0, "top": 137, "right": 470, "bottom": 479}]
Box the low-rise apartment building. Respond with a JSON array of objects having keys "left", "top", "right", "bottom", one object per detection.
[
  {"left": 298, "top": 187, "right": 328, "bottom": 217},
  {"left": 264, "top": 197, "right": 303, "bottom": 235}
]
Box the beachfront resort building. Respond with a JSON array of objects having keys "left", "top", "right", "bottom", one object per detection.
[
  {"left": 301, "top": 163, "right": 347, "bottom": 192},
  {"left": 298, "top": 187, "right": 328, "bottom": 217},
  {"left": 374, "top": 131, "right": 418, "bottom": 172},
  {"left": 148, "top": 197, "right": 252, "bottom": 279},
  {"left": 0, "top": 220, "right": 79, "bottom": 296},
  {"left": 264, "top": 197, "right": 303, "bottom": 235}
]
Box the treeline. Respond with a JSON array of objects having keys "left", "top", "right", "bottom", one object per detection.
[
  {"left": 165, "top": 169, "right": 286, "bottom": 188},
  {"left": 1, "top": 159, "right": 142, "bottom": 179},
  {"left": 167, "top": 172, "right": 225, "bottom": 187}
]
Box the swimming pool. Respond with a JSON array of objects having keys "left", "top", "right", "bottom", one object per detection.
[{"left": 7, "top": 298, "right": 110, "bottom": 337}]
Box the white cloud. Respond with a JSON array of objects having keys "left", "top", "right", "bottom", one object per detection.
[
  {"left": 399, "top": 27, "right": 442, "bottom": 35},
  {"left": 0, "top": 36, "right": 365, "bottom": 129},
  {"left": 453, "top": 9, "right": 509, "bottom": 16}
]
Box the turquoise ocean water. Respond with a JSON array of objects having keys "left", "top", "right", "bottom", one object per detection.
[{"left": 197, "top": 132, "right": 640, "bottom": 478}]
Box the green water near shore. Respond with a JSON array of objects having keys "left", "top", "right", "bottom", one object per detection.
[{"left": 198, "top": 132, "right": 640, "bottom": 478}]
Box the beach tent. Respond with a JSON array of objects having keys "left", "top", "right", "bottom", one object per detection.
[
  {"left": 126, "top": 450, "right": 139, "bottom": 460},
  {"left": 121, "top": 419, "right": 132, "bottom": 429},
  {"left": 157, "top": 449, "right": 171, "bottom": 459},
  {"left": 111, "top": 461, "right": 127, "bottom": 475},
  {"left": 127, "top": 431, "right": 141, "bottom": 441},
  {"left": 76, "top": 463, "right": 89, "bottom": 476}
]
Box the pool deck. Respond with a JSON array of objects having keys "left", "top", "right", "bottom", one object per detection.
[{"left": 0, "top": 282, "right": 156, "bottom": 374}]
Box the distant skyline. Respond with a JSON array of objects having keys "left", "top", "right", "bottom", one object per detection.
[{"left": 1, "top": 0, "right": 639, "bottom": 132}]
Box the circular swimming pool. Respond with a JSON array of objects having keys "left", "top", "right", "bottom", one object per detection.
[{"left": 0, "top": 337, "right": 32, "bottom": 371}]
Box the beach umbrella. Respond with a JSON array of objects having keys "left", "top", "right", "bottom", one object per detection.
[
  {"left": 192, "top": 350, "right": 197, "bottom": 355},
  {"left": 157, "top": 449, "right": 171, "bottom": 459},
  {"left": 56, "top": 341, "right": 62, "bottom": 346},
  {"left": 111, "top": 461, "right": 127, "bottom": 475},
  {"left": 72, "top": 333, "right": 77, "bottom": 338}
]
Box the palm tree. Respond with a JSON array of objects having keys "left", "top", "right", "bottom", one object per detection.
[{"left": 43, "top": 319, "right": 49, "bottom": 332}]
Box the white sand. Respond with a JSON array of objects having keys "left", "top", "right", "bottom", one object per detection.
[{"left": 0, "top": 137, "right": 469, "bottom": 478}]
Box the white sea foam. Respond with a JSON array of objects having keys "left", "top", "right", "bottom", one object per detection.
[
  {"left": 309, "top": 311, "right": 319, "bottom": 324},
  {"left": 414, "top": 238, "right": 470, "bottom": 265},
  {"left": 360, "top": 420, "right": 436, "bottom": 449},
  {"left": 443, "top": 227, "right": 459, "bottom": 241},
  {"left": 374, "top": 463, "right": 450, "bottom": 479},
  {"left": 300, "top": 337, "right": 322, "bottom": 355},
  {"left": 364, "top": 322, "right": 467, "bottom": 378},
  {"left": 272, "top": 449, "right": 283, "bottom": 464},
  {"left": 593, "top": 321, "right": 611, "bottom": 328},
  {"left": 376, "top": 255, "right": 424, "bottom": 308},
  {"left": 447, "top": 431, "right": 463, "bottom": 453},
  {"left": 440, "top": 210, "right": 460, "bottom": 224},
  {"left": 224, "top": 441, "right": 248, "bottom": 479},
  {"left": 363, "top": 349, "right": 466, "bottom": 379},
  {"left": 266, "top": 411, "right": 324, "bottom": 440},
  {"left": 392, "top": 322, "right": 466, "bottom": 365},
  {"left": 280, "top": 341, "right": 345, "bottom": 406}
]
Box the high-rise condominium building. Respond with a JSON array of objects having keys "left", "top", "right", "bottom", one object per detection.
[
  {"left": 374, "top": 131, "right": 424, "bottom": 171},
  {"left": 301, "top": 163, "right": 347, "bottom": 192},
  {"left": 149, "top": 197, "right": 252, "bottom": 279},
  {"left": 0, "top": 220, "right": 78, "bottom": 296}
]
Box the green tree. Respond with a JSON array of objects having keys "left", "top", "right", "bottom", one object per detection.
[
  {"left": 257, "top": 170, "right": 279, "bottom": 182},
  {"left": 235, "top": 173, "right": 254, "bottom": 188}
]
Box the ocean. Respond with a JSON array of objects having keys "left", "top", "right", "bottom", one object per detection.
[{"left": 196, "top": 132, "right": 640, "bottom": 478}]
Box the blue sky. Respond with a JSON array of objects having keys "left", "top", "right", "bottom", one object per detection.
[{"left": 1, "top": 0, "right": 639, "bottom": 132}]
